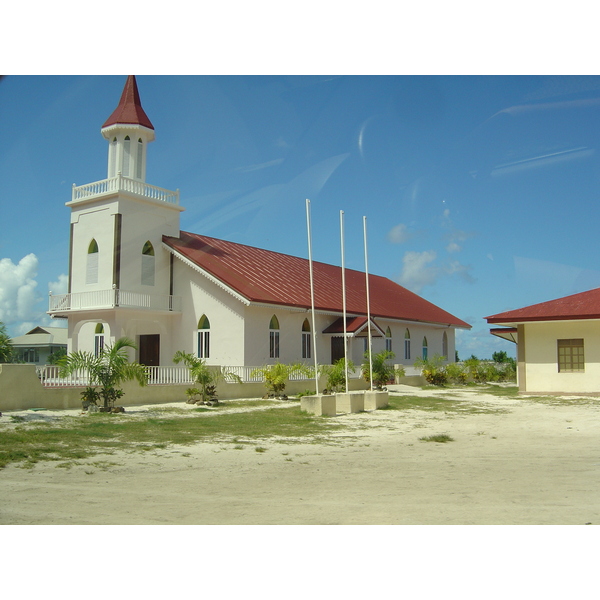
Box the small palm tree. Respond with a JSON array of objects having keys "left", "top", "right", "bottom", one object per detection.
[
  {"left": 363, "top": 350, "right": 404, "bottom": 389},
  {"left": 321, "top": 358, "right": 355, "bottom": 393},
  {"left": 251, "top": 362, "right": 313, "bottom": 398},
  {"left": 59, "top": 337, "right": 147, "bottom": 409},
  {"left": 173, "top": 351, "right": 241, "bottom": 404}
]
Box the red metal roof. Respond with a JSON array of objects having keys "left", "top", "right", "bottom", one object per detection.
[
  {"left": 163, "top": 231, "right": 471, "bottom": 328},
  {"left": 486, "top": 287, "right": 600, "bottom": 324},
  {"left": 102, "top": 76, "right": 154, "bottom": 130}
]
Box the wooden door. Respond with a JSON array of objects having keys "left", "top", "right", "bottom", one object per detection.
[
  {"left": 331, "top": 337, "right": 345, "bottom": 364},
  {"left": 139, "top": 334, "right": 160, "bottom": 366}
]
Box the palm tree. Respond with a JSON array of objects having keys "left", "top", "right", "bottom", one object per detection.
[
  {"left": 173, "top": 351, "right": 241, "bottom": 404},
  {"left": 0, "top": 321, "right": 13, "bottom": 363},
  {"left": 59, "top": 337, "right": 147, "bottom": 409},
  {"left": 250, "top": 362, "right": 313, "bottom": 398}
]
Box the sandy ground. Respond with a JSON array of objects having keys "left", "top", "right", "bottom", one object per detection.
[{"left": 1, "top": 384, "right": 599, "bottom": 525}]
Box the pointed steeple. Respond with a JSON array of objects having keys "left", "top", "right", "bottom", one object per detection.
[
  {"left": 102, "top": 75, "right": 154, "bottom": 130},
  {"left": 101, "top": 76, "right": 155, "bottom": 181}
]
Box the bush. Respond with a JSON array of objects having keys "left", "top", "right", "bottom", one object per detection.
[
  {"left": 445, "top": 362, "right": 467, "bottom": 384},
  {"left": 321, "top": 358, "right": 355, "bottom": 393},
  {"left": 414, "top": 354, "right": 448, "bottom": 386},
  {"left": 362, "top": 350, "right": 404, "bottom": 389}
]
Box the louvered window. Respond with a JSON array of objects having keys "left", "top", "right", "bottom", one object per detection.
[
  {"left": 123, "top": 136, "right": 131, "bottom": 176},
  {"left": 197, "top": 315, "right": 210, "bottom": 359},
  {"left": 269, "top": 315, "right": 280, "bottom": 359},
  {"left": 136, "top": 138, "right": 143, "bottom": 179},
  {"left": 301, "top": 319, "right": 311, "bottom": 359},
  {"left": 86, "top": 239, "right": 99, "bottom": 285}
]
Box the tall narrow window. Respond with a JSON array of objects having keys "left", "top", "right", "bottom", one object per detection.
[
  {"left": 136, "top": 138, "right": 143, "bottom": 179},
  {"left": 269, "top": 315, "right": 280, "bottom": 359},
  {"left": 109, "top": 137, "right": 117, "bottom": 177},
  {"left": 442, "top": 331, "right": 449, "bottom": 359},
  {"left": 94, "top": 323, "right": 105, "bottom": 357},
  {"left": 141, "top": 241, "right": 155, "bottom": 286},
  {"left": 86, "top": 239, "right": 99, "bottom": 284},
  {"left": 422, "top": 337, "right": 428, "bottom": 360},
  {"left": 302, "top": 319, "right": 311, "bottom": 359},
  {"left": 404, "top": 329, "right": 411, "bottom": 360},
  {"left": 385, "top": 327, "right": 392, "bottom": 352},
  {"left": 197, "top": 315, "right": 210, "bottom": 359},
  {"left": 123, "top": 135, "right": 131, "bottom": 176},
  {"left": 558, "top": 339, "right": 584, "bottom": 372}
]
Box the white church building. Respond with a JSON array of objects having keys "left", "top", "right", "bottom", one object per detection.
[{"left": 48, "top": 76, "right": 470, "bottom": 373}]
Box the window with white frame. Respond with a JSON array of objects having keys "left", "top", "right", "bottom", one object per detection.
[
  {"left": 442, "top": 331, "right": 448, "bottom": 359},
  {"left": 404, "top": 328, "right": 411, "bottom": 360},
  {"left": 197, "top": 315, "right": 210, "bottom": 359},
  {"left": 269, "top": 315, "right": 280, "bottom": 359},
  {"left": 385, "top": 327, "right": 392, "bottom": 352},
  {"left": 94, "top": 323, "right": 105, "bottom": 357},
  {"left": 422, "top": 337, "right": 428, "bottom": 360},
  {"left": 301, "top": 319, "right": 311, "bottom": 359}
]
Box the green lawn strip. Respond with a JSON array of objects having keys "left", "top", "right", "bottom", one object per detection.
[
  {"left": 0, "top": 407, "right": 340, "bottom": 469},
  {"left": 383, "top": 393, "right": 508, "bottom": 415}
]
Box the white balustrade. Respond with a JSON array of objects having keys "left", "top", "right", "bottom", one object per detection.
[
  {"left": 72, "top": 174, "right": 179, "bottom": 205},
  {"left": 48, "top": 289, "right": 181, "bottom": 313}
]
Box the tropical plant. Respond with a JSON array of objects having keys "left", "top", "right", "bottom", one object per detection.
[
  {"left": 445, "top": 361, "right": 468, "bottom": 384},
  {"left": 250, "top": 362, "right": 313, "bottom": 398},
  {"left": 59, "top": 337, "right": 147, "bottom": 409},
  {"left": 321, "top": 358, "right": 355, "bottom": 393},
  {"left": 47, "top": 347, "right": 67, "bottom": 365},
  {"left": 173, "top": 351, "right": 241, "bottom": 404},
  {"left": 0, "top": 321, "right": 13, "bottom": 363},
  {"left": 362, "top": 350, "right": 404, "bottom": 389},
  {"left": 414, "top": 354, "right": 448, "bottom": 386}
]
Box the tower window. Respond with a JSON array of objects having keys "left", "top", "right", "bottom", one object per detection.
[
  {"left": 141, "top": 241, "right": 155, "bottom": 286},
  {"left": 123, "top": 135, "right": 131, "bottom": 176},
  {"left": 86, "top": 239, "right": 99, "bottom": 284},
  {"left": 136, "top": 138, "right": 143, "bottom": 179}
]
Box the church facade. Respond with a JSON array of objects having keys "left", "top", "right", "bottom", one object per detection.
[{"left": 48, "top": 76, "right": 470, "bottom": 371}]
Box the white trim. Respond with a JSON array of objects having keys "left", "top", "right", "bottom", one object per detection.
[{"left": 164, "top": 244, "right": 251, "bottom": 306}]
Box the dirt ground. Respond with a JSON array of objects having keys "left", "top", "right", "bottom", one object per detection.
[{"left": 1, "top": 384, "right": 599, "bottom": 525}]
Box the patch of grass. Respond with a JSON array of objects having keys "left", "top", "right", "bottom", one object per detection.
[
  {"left": 420, "top": 434, "right": 454, "bottom": 443},
  {"left": 385, "top": 394, "right": 508, "bottom": 415},
  {"left": 255, "top": 447, "right": 267, "bottom": 453},
  {"left": 0, "top": 406, "right": 341, "bottom": 470}
]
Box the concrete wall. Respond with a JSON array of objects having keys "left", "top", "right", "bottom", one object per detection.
[
  {"left": 521, "top": 320, "right": 600, "bottom": 394},
  {"left": 0, "top": 364, "right": 368, "bottom": 412}
]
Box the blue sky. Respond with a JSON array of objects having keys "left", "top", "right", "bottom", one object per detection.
[{"left": 3, "top": 74, "right": 600, "bottom": 357}]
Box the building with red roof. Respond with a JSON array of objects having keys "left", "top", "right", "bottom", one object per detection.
[
  {"left": 486, "top": 288, "right": 600, "bottom": 394},
  {"left": 49, "top": 76, "right": 470, "bottom": 374}
]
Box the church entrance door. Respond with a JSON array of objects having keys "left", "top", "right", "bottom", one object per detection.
[{"left": 139, "top": 334, "right": 160, "bottom": 366}]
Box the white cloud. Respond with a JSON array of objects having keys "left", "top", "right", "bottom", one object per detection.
[
  {"left": 387, "top": 223, "right": 414, "bottom": 244},
  {"left": 0, "top": 254, "right": 40, "bottom": 327},
  {"left": 446, "top": 241, "right": 461, "bottom": 253},
  {"left": 398, "top": 250, "right": 439, "bottom": 292},
  {"left": 398, "top": 250, "right": 475, "bottom": 292},
  {"left": 48, "top": 273, "right": 68, "bottom": 295}
]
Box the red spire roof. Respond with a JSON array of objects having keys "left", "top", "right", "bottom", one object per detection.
[
  {"left": 163, "top": 231, "right": 471, "bottom": 329},
  {"left": 486, "top": 287, "right": 600, "bottom": 324},
  {"left": 102, "top": 75, "right": 154, "bottom": 130}
]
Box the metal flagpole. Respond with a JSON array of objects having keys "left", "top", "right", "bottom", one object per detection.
[
  {"left": 306, "top": 199, "right": 319, "bottom": 395},
  {"left": 363, "top": 216, "right": 373, "bottom": 391},
  {"left": 340, "top": 210, "right": 349, "bottom": 393}
]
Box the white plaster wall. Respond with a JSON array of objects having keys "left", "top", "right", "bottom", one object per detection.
[
  {"left": 523, "top": 320, "right": 600, "bottom": 393},
  {"left": 173, "top": 260, "right": 246, "bottom": 366}
]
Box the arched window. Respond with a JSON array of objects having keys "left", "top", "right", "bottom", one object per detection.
[
  {"left": 385, "top": 327, "right": 392, "bottom": 353},
  {"left": 442, "top": 331, "right": 449, "bottom": 360},
  {"left": 141, "top": 241, "right": 155, "bottom": 286},
  {"left": 136, "top": 138, "right": 143, "bottom": 179},
  {"left": 422, "top": 337, "right": 428, "bottom": 360},
  {"left": 197, "top": 315, "right": 210, "bottom": 359},
  {"left": 123, "top": 135, "right": 131, "bottom": 176},
  {"left": 86, "top": 239, "right": 99, "bottom": 284},
  {"left": 94, "top": 323, "right": 105, "bottom": 357},
  {"left": 404, "top": 329, "right": 411, "bottom": 360},
  {"left": 269, "top": 315, "right": 280, "bottom": 359},
  {"left": 302, "top": 319, "right": 311, "bottom": 359},
  {"left": 109, "top": 137, "right": 117, "bottom": 177}
]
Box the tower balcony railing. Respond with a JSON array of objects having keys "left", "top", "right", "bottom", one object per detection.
[
  {"left": 71, "top": 173, "right": 180, "bottom": 205},
  {"left": 48, "top": 288, "right": 182, "bottom": 314}
]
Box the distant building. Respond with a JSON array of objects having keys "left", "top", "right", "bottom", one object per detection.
[
  {"left": 486, "top": 287, "right": 600, "bottom": 394},
  {"left": 10, "top": 326, "right": 68, "bottom": 365},
  {"left": 48, "top": 76, "right": 470, "bottom": 370}
]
